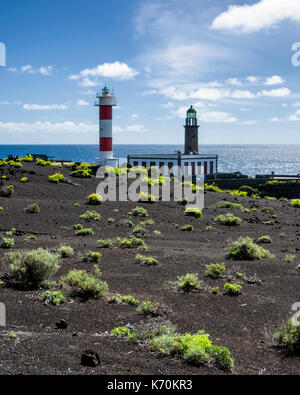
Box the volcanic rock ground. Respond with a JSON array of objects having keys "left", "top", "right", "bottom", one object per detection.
[{"left": 0, "top": 162, "right": 300, "bottom": 375}]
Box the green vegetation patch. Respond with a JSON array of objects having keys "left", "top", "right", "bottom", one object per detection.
[{"left": 226, "top": 237, "right": 272, "bottom": 261}]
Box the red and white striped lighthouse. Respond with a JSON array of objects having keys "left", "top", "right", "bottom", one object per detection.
[{"left": 94, "top": 86, "right": 117, "bottom": 165}]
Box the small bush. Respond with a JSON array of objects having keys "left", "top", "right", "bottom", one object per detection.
[
  {"left": 80, "top": 210, "right": 101, "bottom": 221},
  {"left": 74, "top": 202, "right": 80, "bottom": 207},
  {"left": 291, "top": 199, "right": 300, "bottom": 208},
  {"left": 8, "top": 248, "right": 60, "bottom": 289},
  {"left": 184, "top": 207, "right": 203, "bottom": 218},
  {"left": 224, "top": 283, "right": 242, "bottom": 296},
  {"left": 20, "top": 177, "right": 28, "bottom": 183},
  {"left": 83, "top": 251, "right": 102, "bottom": 263},
  {"left": 205, "top": 263, "right": 226, "bottom": 279},
  {"left": 153, "top": 230, "right": 161, "bottom": 237},
  {"left": 138, "top": 192, "right": 157, "bottom": 203},
  {"left": 42, "top": 290, "right": 65, "bottom": 306},
  {"left": 109, "top": 294, "right": 140, "bottom": 306},
  {"left": 98, "top": 239, "right": 114, "bottom": 248},
  {"left": 75, "top": 228, "right": 94, "bottom": 236},
  {"left": 48, "top": 173, "right": 64, "bottom": 184},
  {"left": 110, "top": 327, "right": 140, "bottom": 339},
  {"left": 226, "top": 237, "right": 272, "bottom": 260},
  {"left": 137, "top": 301, "right": 159, "bottom": 316},
  {"left": 274, "top": 317, "right": 300, "bottom": 352},
  {"left": 24, "top": 203, "right": 40, "bottom": 213},
  {"left": 133, "top": 206, "right": 148, "bottom": 217},
  {"left": 135, "top": 254, "right": 158, "bottom": 265},
  {"left": 214, "top": 213, "right": 241, "bottom": 226},
  {"left": 87, "top": 193, "right": 102, "bottom": 205},
  {"left": 73, "top": 224, "right": 83, "bottom": 230},
  {"left": 1, "top": 237, "right": 15, "bottom": 249},
  {"left": 260, "top": 207, "right": 275, "bottom": 214},
  {"left": 61, "top": 265, "right": 108, "bottom": 299},
  {"left": 0, "top": 185, "right": 14, "bottom": 197},
  {"left": 258, "top": 235, "right": 272, "bottom": 244},
  {"left": 239, "top": 185, "right": 258, "bottom": 196},
  {"left": 57, "top": 244, "right": 74, "bottom": 258},
  {"left": 181, "top": 224, "right": 193, "bottom": 231},
  {"left": 26, "top": 234, "right": 37, "bottom": 240},
  {"left": 284, "top": 254, "right": 296, "bottom": 263},
  {"left": 173, "top": 273, "right": 202, "bottom": 292},
  {"left": 107, "top": 217, "right": 115, "bottom": 224}
]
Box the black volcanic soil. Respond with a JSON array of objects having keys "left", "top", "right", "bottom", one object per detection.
[{"left": 0, "top": 162, "right": 300, "bottom": 375}]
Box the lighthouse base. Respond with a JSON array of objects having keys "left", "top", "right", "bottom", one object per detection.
[{"left": 95, "top": 157, "right": 118, "bottom": 168}]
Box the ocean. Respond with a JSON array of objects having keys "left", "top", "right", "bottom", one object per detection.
[{"left": 0, "top": 144, "right": 299, "bottom": 177}]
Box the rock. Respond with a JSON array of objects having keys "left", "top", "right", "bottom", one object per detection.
[
  {"left": 81, "top": 349, "right": 100, "bottom": 367},
  {"left": 55, "top": 319, "right": 68, "bottom": 329}
]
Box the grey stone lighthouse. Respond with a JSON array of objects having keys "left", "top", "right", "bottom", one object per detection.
[{"left": 184, "top": 105, "right": 199, "bottom": 155}]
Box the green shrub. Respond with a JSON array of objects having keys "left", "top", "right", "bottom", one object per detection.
[
  {"left": 57, "top": 244, "right": 74, "bottom": 258},
  {"left": 20, "top": 177, "right": 28, "bottom": 183},
  {"left": 48, "top": 173, "right": 64, "bottom": 184},
  {"left": 133, "top": 206, "right": 148, "bottom": 217},
  {"left": 73, "top": 224, "right": 83, "bottom": 230},
  {"left": 138, "top": 192, "right": 157, "bottom": 203},
  {"left": 75, "top": 228, "right": 94, "bottom": 236},
  {"left": 205, "top": 264, "right": 226, "bottom": 279},
  {"left": 153, "top": 230, "right": 161, "bottom": 237},
  {"left": 291, "top": 199, "right": 300, "bottom": 208},
  {"left": 98, "top": 239, "right": 114, "bottom": 248},
  {"left": 260, "top": 207, "right": 275, "bottom": 214},
  {"left": 74, "top": 202, "right": 80, "bottom": 207},
  {"left": 69, "top": 162, "right": 92, "bottom": 178},
  {"left": 1, "top": 237, "right": 15, "bottom": 249},
  {"left": 205, "top": 184, "right": 223, "bottom": 193},
  {"left": 137, "top": 301, "right": 159, "bottom": 316},
  {"left": 42, "top": 290, "right": 65, "bottom": 306},
  {"left": 148, "top": 328, "right": 234, "bottom": 371},
  {"left": 8, "top": 248, "right": 60, "bottom": 288},
  {"left": 80, "top": 210, "right": 101, "bottom": 221},
  {"left": 214, "top": 213, "right": 241, "bottom": 226},
  {"left": 184, "top": 207, "right": 203, "bottom": 218},
  {"left": 274, "top": 317, "right": 300, "bottom": 352},
  {"left": 261, "top": 220, "right": 275, "bottom": 225},
  {"left": 36, "top": 158, "right": 53, "bottom": 167},
  {"left": 26, "top": 234, "right": 37, "bottom": 240},
  {"left": 177, "top": 198, "right": 188, "bottom": 206},
  {"left": 5, "top": 228, "right": 16, "bottom": 236},
  {"left": 284, "top": 254, "right": 296, "bottom": 263},
  {"left": 24, "top": 203, "right": 40, "bottom": 213},
  {"left": 84, "top": 251, "right": 102, "bottom": 263},
  {"left": 110, "top": 327, "right": 140, "bottom": 339},
  {"left": 173, "top": 273, "right": 202, "bottom": 292},
  {"left": 224, "top": 283, "right": 242, "bottom": 296},
  {"left": 109, "top": 293, "right": 140, "bottom": 306},
  {"left": 258, "top": 235, "right": 272, "bottom": 244},
  {"left": 135, "top": 254, "right": 158, "bottom": 265},
  {"left": 0, "top": 185, "right": 14, "bottom": 197},
  {"left": 87, "top": 193, "right": 102, "bottom": 205},
  {"left": 239, "top": 185, "right": 258, "bottom": 196},
  {"left": 226, "top": 237, "right": 272, "bottom": 260},
  {"left": 61, "top": 265, "right": 108, "bottom": 299},
  {"left": 216, "top": 201, "right": 245, "bottom": 211},
  {"left": 181, "top": 224, "right": 193, "bottom": 231},
  {"left": 107, "top": 217, "right": 115, "bottom": 223}
]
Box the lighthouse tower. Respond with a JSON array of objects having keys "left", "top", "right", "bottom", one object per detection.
[
  {"left": 94, "top": 86, "right": 118, "bottom": 166},
  {"left": 184, "top": 105, "right": 199, "bottom": 155}
]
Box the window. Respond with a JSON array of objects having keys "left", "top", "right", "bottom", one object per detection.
[
  {"left": 204, "top": 162, "right": 207, "bottom": 175},
  {"left": 191, "top": 162, "right": 195, "bottom": 176},
  {"left": 142, "top": 162, "right": 147, "bottom": 168},
  {"left": 150, "top": 162, "right": 156, "bottom": 167},
  {"left": 133, "top": 161, "right": 138, "bottom": 167},
  {"left": 210, "top": 161, "right": 214, "bottom": 174},
  {"left": 184, "top": 162, "right": 189, "bottom": 177}
]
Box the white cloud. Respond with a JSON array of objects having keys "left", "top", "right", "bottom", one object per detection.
[
  {"left": 131, "top": 114, "right": 139, "bottom": 119},
  {"left": 270, "top": 117, "right": 282, "bottom": 122},
  {"left": 264, "top": 75, "right": 285, "bottom": 86},
  {"left": 23, "top": 104, "right": 69, "bottom": 110},
  {"left": 114, "top": 124, "right": 147, "bottom": 133},
  {"left": 0, "top": 121, "right": 98, "bottom": 134},
  {"left": 240, "top": 120, "right": 256, "bottom": 125},
  {"left": 160, "top": 102, "right": 175, "bottom": 108},
  {"left": 211, "top": 0, "right": 300, "bottom": 33},
  {"left": 226, "top": 78, "right": 242, "bottom": 87},
  {"left": 246, "top": 76, "right": 258, "bottom": 83},
  {"left": 257, "top": 87, "right": 291, "bottom": 97},
  {"left": 8, "top": 67, "right": 17, "bottom": 73},
  {"left": 19, "top": 65, "right": 53, "bottom": 75},
  {"left": 231, "top": 90, "right": 255, "bottom": 99},
  {"left": 76, "top": 99, "right": 89, "bottom": 106},
  {"left": 173, "top": 104, "right": 238, "bottom": 123},
  {"left": 289, "top": 109, "right": 300, "bottom": 121},
  {"left": 69, "top": 61, "right": 139, "bottom": 86}
]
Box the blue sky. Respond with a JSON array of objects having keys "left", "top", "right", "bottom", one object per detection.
[{"left": 0, "top": 0, "right": 300, "bottom": 145}]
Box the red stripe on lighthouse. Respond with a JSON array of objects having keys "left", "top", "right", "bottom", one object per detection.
[
  {"left": 100, "top": 106, "right": 112, "bottom": 120},
  {"left": 100, "top": 137, "right": 112, "bottom": 152}
]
